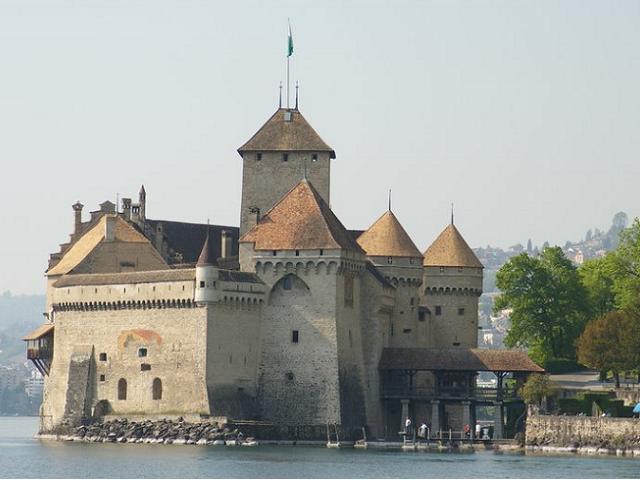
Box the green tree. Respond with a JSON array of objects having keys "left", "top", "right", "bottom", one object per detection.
[
  {"left": 495, "top": 247, "right": 589, "bottom": 361},
  {"left": 519, "top": 374, "right": 559, "bottom": 406},
  {"left": 576, "top": 311, "right": 635, "bottom": 387},
  {"left": 579, "top": 255, "right": 617, "bottom": 318},
  {"left": 609, "top": 219, "right": 640, "bottom": 317}
]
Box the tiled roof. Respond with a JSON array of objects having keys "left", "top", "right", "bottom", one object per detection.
[
  {"left": 146, "top": 219, "right": 239, "bottom": 266},
  {"left": 47, "top": 215, "right": 154, "bottom": 276},
  {"left": 53, "top": 269, "right": 196, "bottom": 287},
  {"left": 240, "top": 180, "right": 364, "bottom": 253},
  {"left": 357, "top": 211, "right": 422, "bottom": 258},
  {"left": 196, "top": 230, "right": 215, "bottom": 266},
  {"left": 238, "top": 108, "right": 335, "bottom": 158},
  {"left": 423, "top": 224, "right": 483, "bottom": 268},
  {"left": 23, "top": 323, "right": 54, "bottom": 341},
  {"left": 379, "top": 348, "right": 544, "bottom": 372}
]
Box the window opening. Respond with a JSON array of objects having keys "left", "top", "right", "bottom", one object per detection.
[
  {"left": 152, "top": 378, "right": 162, "bottom": 400},
  {"left": 117, "top": 378, "right": 127, "bottom": 400}
]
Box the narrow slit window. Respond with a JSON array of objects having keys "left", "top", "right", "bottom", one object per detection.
[{"left": 292, "top": 330, "right": 299, "bottom": 343}]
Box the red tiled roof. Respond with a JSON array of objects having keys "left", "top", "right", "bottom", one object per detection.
[{"left": 240, "top": 180, "right": 363, "bottom": 253}]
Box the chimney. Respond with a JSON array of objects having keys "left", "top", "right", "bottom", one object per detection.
[
  {"left": 155, "top": 222, "right": 164, "bottom": 255},
  {"left": 105, "top": 215, "right": 116, "bottom": 242},
  {"left": 72, "top": 201, "right": 84, "bottom": 235},
  {"left": 122, "top": 198, "right": 132, "bottom": 220},
  {"left": 247, "top": 206, "right": 260, "bottom": 231},
  {"left": 139, "top": 185, "right": 146, "bottom": 222},
  {"left": 221, "top": 230, "right": 232, "bottom": 259}
]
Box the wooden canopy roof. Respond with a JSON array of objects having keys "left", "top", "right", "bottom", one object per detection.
[{"left": 379, "top": 348, "right": 544, "bottom": 373}]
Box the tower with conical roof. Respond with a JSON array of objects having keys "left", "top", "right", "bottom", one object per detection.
[
  {"left": 237, "top": 107, "right": 335, "bottom": 235},
  {"left": 421, "top": 221, "right": 483, "bottom": 348},
  {"left": 357, "top": 209, "right": 426, "bottom": 348}
]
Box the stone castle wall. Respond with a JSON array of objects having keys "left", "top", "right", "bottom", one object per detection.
[
  {"left": 41, "top": 306, "right": 210, "bottom": 433},
  {"left": 239, "top": 151, "right": 331, "bottom": 234},
  {"left": 205, "top": 301, "right": 262, "bottom": 419},
  {"left": 256, "top": 259, "right": 342, "bottom": 426},
  {"left": 526, "top": 414, "right": 640, "bottom": 448},
  {"left": 422, "top": 266, "right": 482, "bottom": 348}
]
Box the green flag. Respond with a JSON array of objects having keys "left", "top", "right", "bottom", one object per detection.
[{"left": 287, "top": 21, "right": 294, "bottom": 57}]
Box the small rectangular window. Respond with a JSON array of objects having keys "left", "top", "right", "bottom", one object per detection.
[
  {"left": 99, "top": 374, "right": 106, "bottom": 382},
  {"left": 387, "top": 256, "right": 393, "bottom": 264},
  {"left": 257, "top": 153, "right": 262, "bottom": 161},
  {"left": 453, "top": 342, "right": 461, "bottom": 347},
  {"left": 312, "top": 153, "right": 318, "bottom": 162},
  {"left": 295, "top": 250, "right": 300, "bottom": 256},
  {"left": 292, "top": 330, "right": 299, "bottom": 343},
  {"left": 272, "top": 250, "right": 277, "bottom": 256},
  {"left": 439, "top": 267, "right": 445, "bottom": 273},
  {"left": 138, "top": 348, "right": 148, "bottom": 358},
  {"left": 283, "top": 276, "right": 292, "bottom": 290},
  {"left": 283, "top": 153, "right": 289, "bottom": 162},
  {"left": 435, "top": 306, "right": 442, "bottom": 316},
  {"left": 418, "top": 311, "right": 426, "bottom": 321},
  {"left": 140, "top": 363, "right": 151, "bottom": 371},
  {"left": 458, "top": 307, "right": 465, "bottom": 316},
  {"left": 199, "top": 281, "right": 205, "bottom": 288},
  {"left": 99, "top": 353, "right": 107, "bottom": 362},
  {"left": 403, "top": 328, "right": 412, "bottom": 334},
  {"left": 319, "top": 249, "right": 324, "bottom": 256},
  {"left": 410, "top": 298, "right": 415, "bottom": 306}
]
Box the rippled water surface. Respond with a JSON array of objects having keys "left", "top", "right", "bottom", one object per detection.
[{"left": 1, "top": 417, "right": 639, "bottom": 478}]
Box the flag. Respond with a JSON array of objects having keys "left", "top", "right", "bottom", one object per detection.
[{"left": 287, "top": 20, "right": 294, "bottom": 57}]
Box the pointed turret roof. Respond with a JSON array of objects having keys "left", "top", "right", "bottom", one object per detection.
[
  {"left": 196, "top": 228, "right": 215, "bottom": 266},
  {"left": 238, "top": 108, "right": 335, "bottom": 158},
  {"left": 357, "top": 210, "right": 422, "bottom": 258},
  {"left": 423, "top": 223, "right": 483, "bottom": 268},
  {"left": 240, "top": 180, "right": 363, "bottom": 253}
]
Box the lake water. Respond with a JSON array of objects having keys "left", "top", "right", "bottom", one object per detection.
[{"left": 1, "top": 417, "right": 639, "bottom": 478}]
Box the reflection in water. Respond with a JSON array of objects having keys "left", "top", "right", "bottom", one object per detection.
[{"left": 1, "top": 417, "right": 639, "bottom": 479}]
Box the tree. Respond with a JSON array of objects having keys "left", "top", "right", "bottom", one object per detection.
[
  {"left": 577, "top": 311, "right": 635, "bottom": 388},
  {"left": 579, "top": 255, "right": 617, "bottom": 318},
  {"left": 609, "top": 219, "right": 640, "bottom": 317},
  {"left": 495, "top": 247, "right": 589, "bottom": 361},
  {"left": 519, "top": 374, "right": 559, "bottom": 407}
]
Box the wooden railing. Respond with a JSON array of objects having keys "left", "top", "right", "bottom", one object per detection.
[{"left": 381, "top": 385, "right": 520, "bottom": 401}]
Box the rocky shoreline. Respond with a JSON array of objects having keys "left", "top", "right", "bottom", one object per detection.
[{"left": 38, "top": 418, "right": 257, "bottom": 446}]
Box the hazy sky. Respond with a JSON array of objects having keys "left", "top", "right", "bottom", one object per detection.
[{"left": 1, "top": 0, "right": 639, "bottom": 294}]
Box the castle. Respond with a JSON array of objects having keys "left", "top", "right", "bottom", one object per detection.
[{"left": 25, "top": 104, "right": 542, "bottom": 440}]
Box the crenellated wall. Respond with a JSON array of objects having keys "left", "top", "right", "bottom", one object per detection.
[{"left": 422, "top": 266, "right": 483, "bottom": 348}]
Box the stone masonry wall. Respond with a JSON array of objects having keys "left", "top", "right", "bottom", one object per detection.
[
  {"left": 41, "top": 306, "right": 209, "bottom": 433},
  {"left": 256, "top": 259, "right": 342, "bottom": 426},
  {"left": 526, "top": 414, "right": 640, "bottom": 448},
  {"left": 205, "top": 301, "right": 262, "bottom": 419},
  {"left": 239, "top": 151, "right": 331, "bottom": 235}
]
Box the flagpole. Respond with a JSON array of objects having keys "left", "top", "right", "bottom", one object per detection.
[{"left": 287, "top": 55, "right": 290, "bottom": 109}]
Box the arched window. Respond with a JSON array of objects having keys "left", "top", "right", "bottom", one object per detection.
[
  {"left": 283, "top": 276, "right": 292, "bottom": 290},
  {"left": 152, "top": 378, "right": 162, "bottom": 400},
  {"left": 117, "top": 378, "right": 127, "bottom": 400}
]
